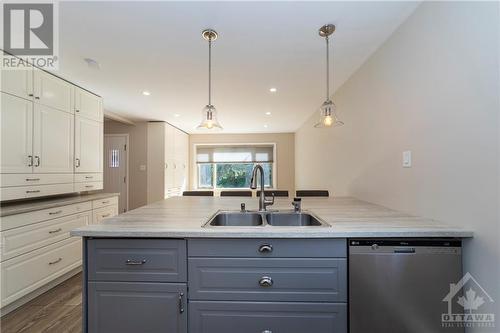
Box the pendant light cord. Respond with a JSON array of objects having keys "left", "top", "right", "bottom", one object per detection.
[
  {"left": 208, "top": 37, "right": 212, "bottom": 106},
  {"left": 326, "top": 35, "right": 329, "bottom": 101}
]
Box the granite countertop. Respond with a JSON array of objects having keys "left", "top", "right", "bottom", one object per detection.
[
  {"left": 0, "top": 192, "right": 120, "bottom": 217},
  {"left": 70, "top": 196, "right": 473, "bottom": 238}
]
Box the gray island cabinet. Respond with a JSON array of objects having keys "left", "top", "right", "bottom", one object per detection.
[{"left": 83, "top": 237, "right": 347, "bottom": 333}]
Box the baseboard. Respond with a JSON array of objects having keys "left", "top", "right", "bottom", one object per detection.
[{"left": 0, "top": 266, "right": 82, "bottom": 317}]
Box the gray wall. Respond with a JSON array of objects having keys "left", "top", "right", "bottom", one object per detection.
[{"left": 295, "top": 2, "right": 500, "bottom": 328}]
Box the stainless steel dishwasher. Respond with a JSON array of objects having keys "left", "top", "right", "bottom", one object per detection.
[{"left": 349, "top": 239, "right": 464, "bottom": 333}]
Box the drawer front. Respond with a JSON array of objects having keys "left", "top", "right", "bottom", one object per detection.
[
  {"left": 92, "top": 205, "right": 118, "bottom": 224},
  {"left": 0, "top": 237, "right": 81, "bottom": 307},
  {"left": 189, "top": 257, "right": 347, "bottom": 302},
  {"left": 92, "top": 195, "right": 118, "bottom": 209},
  {"left": 88, "top": 282, "right": 187, "bottom": 333},
  {"left": 1, "top": 211, "right": 90, "bottom": 261},
  {"left": 1, "top": 201, "right": 92, "bottom": 231},
  {"left": 87, "top": 239, "right": 187, "bottom": 282},
  {"left": 0, "top": 173, "right": 73, "bottom": 187},
  {"left": 74, "top": 181, "right": 103, "bottom": 192},
  {"left": 0, "top": 183, "right": 74, "bottom": 201},
  {"left": 188, "top": 239, "right": 347, "bottom": 258},
  {"left": 74, "top": 173, "right": 103, "bottom": 183},
  {"left": 189, "top": 301, "right": 347, "bottom": 333}
]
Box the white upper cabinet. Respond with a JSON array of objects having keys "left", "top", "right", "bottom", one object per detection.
[
  {"left": 74, "top": 88, "right": 102, "bottom": 122},
  {"left": 33, "top": 68, "right": 72, "bottom": 113},
  {"left": 0, "top": 64, "right": 34, "bottom": 101},
  {"left": 33, "top": 104, "right": 74, "bottom": 173},
  {"left": 75, "top": 116, "right": 103, "bottom": 173},
  {"left": 0, "top": 93, "right": 33, "bottom": 173}
]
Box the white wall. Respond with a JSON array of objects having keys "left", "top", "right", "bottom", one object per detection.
[{"left": 296, "top": 1, "right": 499, "bottom": 327}]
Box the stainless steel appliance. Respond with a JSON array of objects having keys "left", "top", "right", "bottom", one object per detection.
[{"left": 349, "top": 239, "right": 464, "bottom": 333}]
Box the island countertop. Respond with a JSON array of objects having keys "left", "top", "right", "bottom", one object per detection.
[{"left": 70, "top": 196, "right": 473, "bottom": 238}]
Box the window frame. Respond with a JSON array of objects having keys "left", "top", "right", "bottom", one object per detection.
[{"left": 193, "top": 143, "right": 277, "bottom": 190}]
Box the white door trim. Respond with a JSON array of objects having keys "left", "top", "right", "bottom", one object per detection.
[{"left": 104, "top": 134, "right": 129, "bottom": 212}]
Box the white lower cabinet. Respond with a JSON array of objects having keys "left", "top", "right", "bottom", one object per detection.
[
  {"left": 92, "top": 205, "right": 118, "bottom": 224},
  {"left": 0, "top": 183, "right": 74, "bottom": 201}
]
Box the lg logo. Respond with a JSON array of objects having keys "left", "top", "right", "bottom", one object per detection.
[{"left": 3, "top": 3, "right": 54, "bottom": 55}]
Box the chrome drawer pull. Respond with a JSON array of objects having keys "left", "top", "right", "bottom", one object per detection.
[
  {"left": 258, "top": 244, "right": 273, "bottom": 253},
  {"left": 25, "top": 178, "right": 40, "bottom": 181},
  {"left": 85, "top": 185, "right": 94, "bottom": 188},
  {"left": 48, "top": 228, "right": 62, "bottom": 234},
  {"left": 26, "top": 190, "right": 41, "bottom": 194},
  {"left": 49, "top": 210, "right": 62, "bottom": 215},
  {"left": 259, "top": 276, "right": 273, "bottom": 287},
  {"left": 85, "top": 176, "right": 93, "bottom": 179},
  {"left": 178, "top": 292, "right": 185, "bottom": 314},
  {"left": 49, "top": 258, "right": 62, "bottom": 265},
  {"left": 125, "top": 259, "right": 146, "bottom": 266}
]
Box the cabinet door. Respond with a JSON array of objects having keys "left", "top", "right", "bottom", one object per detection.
[
  {"left": 74, "top": 88, "right": 102, "bottom": 122},
  {"left": 33, "top": 104, "right": 74, "bottom": 173},
  {"left": 34, "top": 68, "right": 72, "bottom": 113},
  {"left": 0, "top": 93, "right": 33, "bottom": 173},
  {"left": 75, "top": 116, "right": 103, "bottom": 173},
  {"left": 1, "top": 61, "right": 33, "bottom": 100},
  {"left": 88, "top": 282, "right": 187, "bottom": 333},
  {"left": 92, "top": 205, "right": 118, "bottom": 224}
]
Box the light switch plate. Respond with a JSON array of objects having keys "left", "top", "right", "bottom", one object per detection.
[{"left": 403, "top": 151, "right": 412, "bottom": 168}]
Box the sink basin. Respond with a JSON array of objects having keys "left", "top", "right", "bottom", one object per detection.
[
  {"left": 265, "top": 212, "right": 326, "bottom": 227},
  {"left": 207, "top": 212, "right": 263, "bottom": 227}
]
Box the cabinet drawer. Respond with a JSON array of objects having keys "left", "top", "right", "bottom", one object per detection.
[
  {"left": 74, "top": 181, "right": 102, "bottom": 192},
  {"left": 188, "top": 239, "right": 346, "bottom": 258},
  {"left": 74, "top": 173, "right": 103, "bottom": 183},
  {"left": 92, "top": 196, "right": 118, "bottom": 209},
  {"left": 87, "top": 239, "right": 187, "bottom": 282},
  {"left": 1, "top": 174, "right": 73, "bottom": 187},
  {"left": 0, "top": 237, "right": 81, "bottom": 307},
  {"left": 189, "top": 301, "right": 347, "bottom": 333},
  {"left": 0, "top": 183, "right": 74, "bottom": 202},
  {"left": 1, "top": 201, "right": 92, "bottom": 231},
  {"left": 88, "top": 282, "right": 186, "bottom": 333},
  {"left": 92, "top": 205, "right": 118, "bottom": 224},
  {"left": 189, "top": 257, "right": 346, "bottom": 302},
  {"left": 1, "top": 211, "right": 90, "bottom": 261}
]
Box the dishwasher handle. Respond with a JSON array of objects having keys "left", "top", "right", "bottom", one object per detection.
[{"left": 393, "top": 247, "right": 416, "bottom": 254}]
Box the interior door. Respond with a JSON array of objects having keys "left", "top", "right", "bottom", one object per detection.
[
  {"left": 75, "top": 116, "right": 103, "bottom": 173},
  {"left": 103, "top": 135, "right": 128, "bottom": 213},
  {"left": 33, "top": 104, "right": 74, "bottom": 173},
  {"left": 0, "top": 93, "right": 33, "bottom": 173}
]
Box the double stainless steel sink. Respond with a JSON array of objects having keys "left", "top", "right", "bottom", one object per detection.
[{"left": 204, "top": 210, "right": 329, "bottom": 227}]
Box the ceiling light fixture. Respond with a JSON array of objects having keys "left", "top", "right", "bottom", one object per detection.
[
  {"left": 265, "top": 112, "right": 272, "bottom": 116},
  {"left": 269, "top": 87, "right": 277, "bottom": 93},
  {"left": 314, "top": 24, "right": 344, "bottom": 128},
  {"left": 264, "top": 124, "right": 268, "bottom": 128},
  {"left": 197, "top": 29, "right": 222, "bottom": 130},
  {"left": 174, "top": 113, "right": 180, "bottom": 117},
  {"left": 142, "top": 91, "right": 151, "bottom": 96}
]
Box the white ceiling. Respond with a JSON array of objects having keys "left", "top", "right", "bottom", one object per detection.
[{"left": 56, "top": 1, "right": 420, "bottom": 133}]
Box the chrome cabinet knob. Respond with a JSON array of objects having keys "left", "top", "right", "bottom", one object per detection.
[
  {"left": 259, "top": 276, "right": 273, "bottom": 287},
  {"left": 258, "top": 244, "right": 273, "bottom": 253}
]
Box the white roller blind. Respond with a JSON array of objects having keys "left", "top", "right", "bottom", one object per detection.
[{"left": 196, "top": 145, "right": 274, "bottom": 163}]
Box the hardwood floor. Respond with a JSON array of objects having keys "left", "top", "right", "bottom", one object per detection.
[{"left": 1, "top": 273, "right": 82, "bottom": 333}]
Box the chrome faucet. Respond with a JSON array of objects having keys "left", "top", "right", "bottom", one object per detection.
[{"left": 250, "top": 165, "right": 274, "bottom": 211}]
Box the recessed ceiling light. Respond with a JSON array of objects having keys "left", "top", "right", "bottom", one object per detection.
[
  {"left": 269, "top": 88, "right": 277, "bottom": 93},
  {"left": 174, "top": 113, "right": 180, "bottom": 117},
  {"left": 263, "top": 124, "right": 268, "bottom": 128},
  {"left": 265, "top": 111, "right": 272, "bottom": 116},
  {"left": 142, "top": 91, "right": 151, "bottom": 96},
  {"left": 83, "top": 58, "right": 100, "bottom": 69}
]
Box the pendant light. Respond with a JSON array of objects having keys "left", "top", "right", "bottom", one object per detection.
[
  {"left": 197, "top": 29, "right": 222, "bottom": 130},
  {"left": 314, "top": 24, "right": 344, "bottom": 128}
]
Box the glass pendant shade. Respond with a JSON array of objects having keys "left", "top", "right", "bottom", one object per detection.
[
  {"left": 197, "top": 104, "right": 222, "bottom": 130},
  {"left": 314, "top": 99, "right": 344, "bottom": 128}
]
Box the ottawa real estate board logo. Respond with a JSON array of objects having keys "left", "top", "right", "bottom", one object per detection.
[
  {"left": 442, "top": 272, "right": 495, "bottom": 329},
  {"left": 1, "top": 2, "right": 59, "bottom": 70}
]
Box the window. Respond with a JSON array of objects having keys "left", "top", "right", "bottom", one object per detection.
[{"left": 196, "top": 145, "right": 274, "bottom": 189}]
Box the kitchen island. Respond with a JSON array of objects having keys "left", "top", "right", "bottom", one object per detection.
[{"left": 72, "top": 196, "right": 472, "bottom": 333}]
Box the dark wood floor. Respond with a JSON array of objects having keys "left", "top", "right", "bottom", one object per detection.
[{"left": 1, "top": 273, "right": 82, "bottom": 333}]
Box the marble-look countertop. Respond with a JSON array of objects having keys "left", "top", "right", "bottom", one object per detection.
[
  {"left": 70, "top": 196, "right": 473, "bottom": 238},
  {"left": 0, "top": 192, "right": 120, "bottom": 217}
]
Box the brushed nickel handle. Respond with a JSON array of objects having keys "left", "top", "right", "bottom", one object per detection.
[
  {"left": 75, "top": 109, "right": 80, "bottom": 113},
  {"left": 49, "top": 210, "right": 62, "bottom": 215},
  {"left": 34, "top": 156, "right": 40, "bottom": 167},
  {"left": 27, "top": 155, "right": 33, "bottom": 167},
  {"left": 85, "top": 176, "right": 93, "bottom": 179},
  {"left": 101, "top": 213, "right": 110, "bottom": 218},
  {"left": 178, "top": 292, "right": 185, "bottom": 314},
  {"left": 28, "top": 93, "right": 34, "bottom": 97},
  {"left": 35, "top": 96, "right": 40, "bottom": 100},
  {"left": 48, "top": 258, "right": 62, "bottom": 265},
  {"left": 259, "top": 276, "right": 273, "bottom": 287},
  {"left": 75, "top": 158, "right": 81, "bottom": 167},
  {"left": 85, "top": 185, "right": 94, "bottom": 188},
  {"left": 25, "top": 177, "right": 40, "bottom": 181},
  {"left": 258, "top": 244, "right": 273, "bottom": 253},
  {"left": 125, "top": 259, "right": 146, "bottom": 265},
  {"left": 101, "top": 200, "right": 110, "bottom": 204},
  {"left": 26, "top": 190, "right": 41, "bottom": 193},
  {"left": 48, "top": 228, "right": 62, "bottom": 234}
]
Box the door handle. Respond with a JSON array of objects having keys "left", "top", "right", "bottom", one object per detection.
[
  {"left": 258, "top": 244, "right": 273, "bottom": 253},
  {"left": 259, "top": 276, "right": 273, "bottom": 287},
  {"left": 28, "top": 155, "right": 33, "bottom": 167},
  {"left": 48, "top": 228, "right": 62, "bottom": 234},
  {"left": 48, "top": 258, "right": 62, "bottom": 265},
  {"left": 75, "top": 158, "right": 81, "bottom": 167},
  {"left": 49, "top": 210, "right": 62, "bottom": 215},
  {"left": 178, "top": 292, "right": 185, "bottom": 314},
  {"left": 125, "top": 259, "right": 146, "bottom": 265},
  {"left": 34, "top": 156, "right": 40, "bottom": 167}
]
